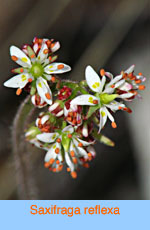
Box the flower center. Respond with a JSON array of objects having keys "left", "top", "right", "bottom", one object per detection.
[
  {"left": 99, "top": 93, "right": 118, "bottom": 105},
  {"left": 30, "top": 63, "right": 44, "bottom": 78}
]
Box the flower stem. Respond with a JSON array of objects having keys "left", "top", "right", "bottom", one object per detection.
[{"left": 12, "top": 95, "right": 39, "bottom": 199}]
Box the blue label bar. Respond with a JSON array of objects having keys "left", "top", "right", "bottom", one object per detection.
[{"left": 0, "top": 200, "right": 148, "bottom": 229}]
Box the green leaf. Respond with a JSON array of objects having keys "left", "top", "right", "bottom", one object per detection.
[{"left": 92, "top": 129, "right": 115, "bottom": 147}]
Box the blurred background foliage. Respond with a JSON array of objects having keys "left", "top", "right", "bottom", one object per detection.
[{"left": 0, "top": 0, "right": 149, "bottom": 199}]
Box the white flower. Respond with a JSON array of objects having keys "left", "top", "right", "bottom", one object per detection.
[
  {"left": 4, "top": 38, "right": 71, "bottom": 105},
  {"left": 118, "top": 65, "right": 146, "bottom": 100},
  {"left": 71, "top": 66, "right": 131, "bottom": 132},
  {"left": 36, "top": 125, "right": 95, "bottom": 178}
]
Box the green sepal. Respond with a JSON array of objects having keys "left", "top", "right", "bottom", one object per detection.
[
  {"left": 62, "top": 121, "right": 67, "bottom": 129},
  {"left": 86, "top": 104, "right": 101, "bottom": 119},
  {"left": 62, "top": 134, "right": 71, "bottom": 152},
  {"left": 27, "top": 46, "right": 36, "bottom": 59},
  {"left": 61, "top": 82, "right": 79, "bottom": 89},
  {"left": 12, "top": 67, "right": 25, "bottom": 74},
  {"left": 30, "top": 85, "right": 36, "bottom": 95},
  {"left": 49, "top": 112, "right": 57, "bottom": 124},
  {"left": 92, "top": 129, "right": 115, "bottom": 147},
  {"left": 79, "top": 80, "right": 88, "bottom": 87},
  {"left": 26, "top": 126, "right": 41, "bottom": 140},
  {"left": 78, "top": 86, "right": 89, "bottom": 94},
  {"left": 50, "top": 55, "right": 58, "bottom": 63},
  {"left": 99, "top": 93, "right": 118, "bottom": 105}
]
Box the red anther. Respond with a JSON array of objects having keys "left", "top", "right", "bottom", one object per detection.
[
  {"left": 138, "top": 85, "right": 145, "bottom": 90},
  {"left": 83, "top": 163, "right": 89, "bottom": 168},
  {"left": 135, "top": 79, "right": 141, "bottom": 84},
  {"left": 56, "top": 138, "right": 61, "bottom": 143},
  {"left": 49, "top": 158, "right": 55, "bottom": 165},
  {"left": 73, "top": 158, "right": 78, "bottom": 164},
  {"left": 111, "top": 84, "right": 115, "bottom": 88},
  {"left": 55, "top": 148, "right": 60, "bottom": 154},
  {"left": 68, "top": 134, "right": 72, "bottom": 138},
  {"left": 70, "top": 151, "right": 75, "bottom": 157},
  {"left": 78, "top": 142, "right": 83, "bottom": 147},
  {"left": 71, "top": 171, "right": 77, "bottom": 179},
  {"left": 51, "top": 76, "right": 55, "bottom": 82},
  {"left": 93, "top": 100, "right": 98, "bottom": 104},
  {"left": 111, "top": 122, "right": 117, "bottom": 128},
  {"left": 16, "top": 88, "right": 22, "bottom": 95},
  {"left": 44, "top": 162, "right": 50, "bottom": 168},
  {"left": 100, "top": 69, "right": 105, "bottom": 76}
]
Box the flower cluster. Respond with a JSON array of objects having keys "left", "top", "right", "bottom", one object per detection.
[{"left": 4, "top": 38, "right": 146, "bottom": 178}]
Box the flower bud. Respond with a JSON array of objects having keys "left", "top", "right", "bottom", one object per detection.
[
  {"left": 48, "top": 101, "right": 64, "bottom": 117},
  {"left": 31, "top": 94, "right": 47, "bottom": 108},
  {"left": 25, "top": 126, "right": 41, "bottom": 140}
]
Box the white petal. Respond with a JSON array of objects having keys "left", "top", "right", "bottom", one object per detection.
[
  {"left": 33, "top": 43, "right": 39, "bottom": 54},
  {"left": 4, "top": 73, "right": 32, "bottom": 88},
  {"left": 99, "top": 75, "right": 106, "bottom": 93},
  {"left": 70, "top": 141, "right": 76, "bottom": 153},
  {"left": 105, "top": 100, "right": 125, "bottom": 111},
  {"left": 76, "top": 146, "right": 88, "bottom": 157},
  {"left": 87, "top": 146, "right": 96, "bottom": 157},
  {"left": 75, "top": 137, "right": 94, "bottom": 146},
  {"left": 105, "top": 72, "right": 113, "bottom": 80},
  {"left": 125, "top": 65, "right": 135, "bottom": 74},
  {"left": 64, "top": 106, "right": 69, "bottom": 116},
  {"left": 71, "top": 95, "right": 99, "bottom": 106},
  {"left": 36, "top": 77, "right": 52, "bottom": 105},
  {"left": 103, "top": 86, "right": 114, "bottom": 94},
  {"left": 43, "top": 74, "right": 52, "bottom": 81},
  {"left": 41, "top": 115, "right": 50, "bottom": 124},
  {"left": 104, "top": 75, "right": 123, "bottom": 93},
  {"left": 37, "top": 132, "right": 59, "bottom": 143},
  {"left": 65, "top": 151, "right": 74, "bottom": 172},
  {"left": 105, "top": 107, "right": 114, "bottom": 122},
  {"left": 35, "top": 118, "right": 40, "bottom": 127},
  {"left": 37, "top": 43, "right": 48, "bottom": 63},
  {"left": 109, "top": 74, "right": 123, "bottom": 85},
  {"left": 51, "top": 41, "right": 60, "bottom": 52},
  {"left": 62, "top": 125, "right": 74, "bottom": 134},
  {"left": 30, "top": 138, "right": 44, "bottom": 149},
  {"left": 118, "top": 93, "right": 133, "bottom": 99},
  {"left": 48, "top": 102, "right": 59, "bottom": 112},
  {"left": 31, "top": 95, "right": 47, "bottom": 108},
  {"left": 115, "top": 79, "right": 125, "bottom": 88},
  {"left": 44, "top": 145, "right": 57, "bottom": 162},
  {"left": 10, "top": 46, "right": 31, "bottom": 67},
  {"left": 119, "top": 82, "right": 133, "bottom": 91},
  {"left": 85, "top": 65, "right": 101, "bottom": 93},
  {"left": 99, "top": 107, "right": 108, "bottom": 132},
  {"left": 136, "top": 74, "right": 146, "bottom": 82},
  {"left": 44, "top": 62, "right": 71, "bottom": 74},
  {"left": 82, "top": 123, "right": 88, "bottom": 137},
  {"left": 56, "top": 110, "right": 64, "bottom": 117}
]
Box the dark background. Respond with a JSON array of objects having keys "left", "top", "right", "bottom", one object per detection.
[{"left": 0, "top": 0, "right": 149, "bottom": 200}]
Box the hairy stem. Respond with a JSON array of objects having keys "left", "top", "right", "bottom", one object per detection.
[{"left": 12, "top": 95, "right": 39, "bottom": 199}]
